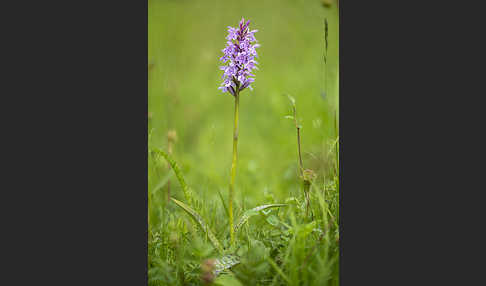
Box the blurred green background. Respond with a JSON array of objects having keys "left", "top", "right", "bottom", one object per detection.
[{"left": 148, "top": 0, "right": 339, "bottom": 204}]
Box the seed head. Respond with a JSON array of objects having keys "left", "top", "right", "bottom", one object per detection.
[
  {"left": 200, "top": 259, "right": 216, "bottom": 284},
  {"left": 167, "top": 130, "right": 177, "bottom": 143},
  {"left": 301, "top": 169, "right": 317, "bottom": 187}
]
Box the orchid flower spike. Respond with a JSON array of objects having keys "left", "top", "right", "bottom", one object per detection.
[{"left": 219, "top": 17, "right": 260, "bottom": 96}]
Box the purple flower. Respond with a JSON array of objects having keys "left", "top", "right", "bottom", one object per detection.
[{"left": 219, "top": 17, "right": 259, "bottom": 95}]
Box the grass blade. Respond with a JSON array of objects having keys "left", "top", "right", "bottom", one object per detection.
[
  {"left": 217, "top": 189, "right": 229, "bottom": 219},
  {"left": 267, "top": 256, "right": 291, "bottom": 284},
  {"left": 234, "top": 204, "right": 287, "bottom": 234},
  {"left": 170, "top": 197, "right": 224, "bottom": 254},
  {"left": 152, "top": 148, "right": 192, "bottom": 203}
]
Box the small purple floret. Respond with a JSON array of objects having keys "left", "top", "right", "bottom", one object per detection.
[{"left": 219, "top": 17, "right": 259, "bottom": 95}]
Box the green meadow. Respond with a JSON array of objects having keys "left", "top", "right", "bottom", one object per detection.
[{"left": 148, "top": 0, "right": 339, "bottom": 285}]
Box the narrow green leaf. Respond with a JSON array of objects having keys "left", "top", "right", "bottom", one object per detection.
[
  {"left": 170, "top": 197, "right": 224, "bottom": 254},
  {"left": 267, "top": 256, "right": 291, "bottom": 284},
  {"left": 266, "top": 215, "right": 280, "bottom": 227},
  {"left": 213, "top": 254, "right": 240, "bottom": 276},
  {"left": 217, "top": 189, "right": 229, "bottom": 219},
  {"left": 234, "top": 204, "right": 287, "bottom": 233},
  {"left": 152, "top": 148, "right": 192, "bottom": 203},
  {"left": 286, "top": 94, "right": 296, "bottom": 106}
]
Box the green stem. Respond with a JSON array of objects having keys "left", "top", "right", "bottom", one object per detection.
[
  {"left": 297, "top": 126, "right": 304, "bottom": 176},
  {"left": 303, "top": 180, "right": 310, "bottom": 217},
  {"left": 293, "top": 105, "right": 304, "bottom": 176},
  {"left": 229, "top": 89, "right": 239, "bottom": 246}
]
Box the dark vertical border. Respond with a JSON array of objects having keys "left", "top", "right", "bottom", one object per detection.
[
  {"left": 339, "top": 0, "right": 483, "bottom": 284},
  {"left": 3, "top": 0, "right": 148, "bottom": 284}
]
